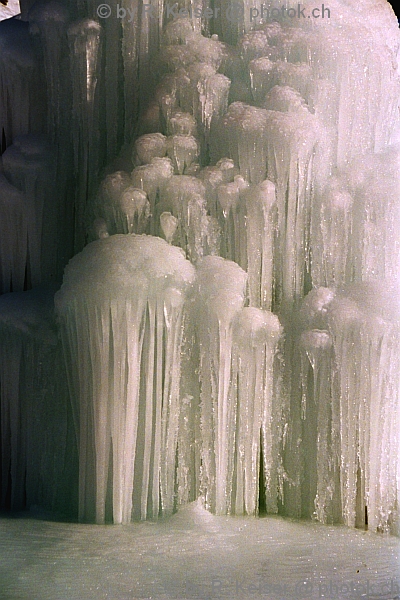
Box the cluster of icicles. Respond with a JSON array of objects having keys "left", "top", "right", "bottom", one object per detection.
[{"left": 0, "top": 0, "right": 400, "bottom": 534}]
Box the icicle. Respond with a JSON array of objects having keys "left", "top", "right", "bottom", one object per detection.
[
  {"left": 210, "top": 102, "right": 270, "bottom": 184},
  {"left": 249, "top": 60, "right": 312, "bottom": 106},
  {"left": 131, "top": 157, "right": 174, "bottom": 234},
  {"left": 311, "top": 179, "right": 354, "bottom": 288},
  {"left": 197, "top": 157, "right": 238, "bottom": 219},
  {"left": 67, "top": 18, "right": 102, "bottom": 251},
  {"left": 167, "top": 111, "right": 197, "bottom": 137},
  {"left": 160, "top": 211, "right": 178, "bottom": 244},
  {"left": 212, "top": 102, "right": 317, "bottom": 305},
  {"left": 91, "top": 171, "right": 131, "bottom": 237},
  {"left": 243, "top": 179, "right": 277, "bottom": 311},
  {"left": 264, "top": 85, "right": 310, "bottom": 114},
  {"left": 327, "top": 283, "right": 400, "bottom": 533},
  {"left": 197, "top": 73, "right": 231, "bottom": 141}
]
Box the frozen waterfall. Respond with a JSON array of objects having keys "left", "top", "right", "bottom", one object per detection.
[{"left": 0, "top": 0, "right": 400, "bottom": 537}]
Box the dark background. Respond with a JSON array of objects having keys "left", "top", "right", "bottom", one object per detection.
[{"left": 389, "top": 2, "right": 400, "bottom": 19}]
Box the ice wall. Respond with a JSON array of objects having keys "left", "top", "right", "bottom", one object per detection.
[{"left": 0, "top": 0, "right": 400, "bottom": 534}]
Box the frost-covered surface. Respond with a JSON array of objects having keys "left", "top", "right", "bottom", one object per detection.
[{"left": 0, "top": 503, "right": 399, "bottom": 600}]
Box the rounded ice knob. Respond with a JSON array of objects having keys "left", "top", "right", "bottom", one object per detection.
[
  {"left": 160, "top": 211, "right": 178, "bottom": 243},
  {"left": 134, "top": 133, "right": 167, "bottom": 166},
  {"left": 216, "top": 158, "right": 238, "bottom": 183},
  {"left": 166, "top": 135, "right": 198, "bottom": 175},
  {"left": 120, "top": 187, "right": 148, "bottom": 218}
]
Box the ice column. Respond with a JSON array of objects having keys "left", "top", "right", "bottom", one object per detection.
[
  {"left": 328, "top": 284, "right": 400, "bottom": 534},
  {"left": 55, "top": 234, "right": 195, "bottom": 524},
  {"left": 232, "top": 307, "right": 283, "bottom": 515},
  {"left": 196, "top": 258, "right": 283, "bottom": 516},
  {"left": 196, "top": 256, "right": 247, "bottom": 514},
  {"left": 243, "top": 180, "right": 277, "bottom": 310},
  {"left": 299, "top": 328, "right": 341, "bottom": 524}
]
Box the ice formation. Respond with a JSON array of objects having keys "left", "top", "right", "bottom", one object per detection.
[
  {"left": 0, "top": 0, "right": 400, "bottom": 536},
  {"left": 55, "top": 235, "right": 196, "bottom": 524},
  {"left": 0, "top": 287, "right": 75, "bottom": 513}
]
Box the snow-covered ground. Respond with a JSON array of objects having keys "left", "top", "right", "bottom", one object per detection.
[
  {"left": 0, "top": 501, "right": 399, "bottom": 600},
  {"left": 0, "top": 0, "right": 20, "bottom": 21}
]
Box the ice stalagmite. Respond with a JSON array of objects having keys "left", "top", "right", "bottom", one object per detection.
[{"left": 55, "top": 235, "right": 195, "bottom": 524}]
